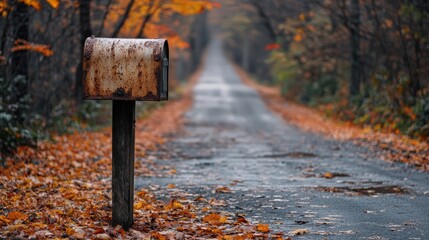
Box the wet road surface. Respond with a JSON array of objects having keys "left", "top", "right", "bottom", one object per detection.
[{"left": 136, "top": 40, "right": 429, "bottom": 239}]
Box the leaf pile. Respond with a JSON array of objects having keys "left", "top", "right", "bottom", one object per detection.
[
  {"left": 0, "top": 65, "right": 285, "bottom": 239},
  {"left": 0, "top": 93, "right": 190, "bottom": 238},
  {"left": 0, "top": 100, "right": 284, "bottom": 239},
  {"left": 235, "top": 65, "right": 429, "bottom": 171}
]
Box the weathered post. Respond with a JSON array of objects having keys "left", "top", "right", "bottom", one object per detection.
[{"left": 82, "top": 37, "right": 168, "bottom": 229}]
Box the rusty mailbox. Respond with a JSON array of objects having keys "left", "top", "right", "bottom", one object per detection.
[
  {"left": 83, "top": 37, "right": 168, "bottom": 101},
  {"left": 83, "top": 37, "right": 169, "bottom": 229}
]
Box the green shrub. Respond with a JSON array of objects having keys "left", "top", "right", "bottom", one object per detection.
[{"left": 0, "top": 75, "right": 45, "bottom": 165}]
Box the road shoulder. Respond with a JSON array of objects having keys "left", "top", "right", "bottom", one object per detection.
[{"left": 233, "top": 65, "right": 429, "bottom": 171}]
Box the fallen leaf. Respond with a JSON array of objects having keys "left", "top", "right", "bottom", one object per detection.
[
  {"left": 256, "top": 223, "right": 270, "bottom": 233},
  {"left": 215, "top": 186, "right": 232, "bottom": 193},
  {"left": 194, "top": 196, "right": 207, "bottom": 202},
  {"left": 164, "top": 199, "right": 184, "bottom": 210},
  {"left": 323, "top": 172, "right": 333, "bottom": 178},
  {"left": 66, "top": 228, "right": 74, "bottom": 236},
  {"left": 35, "top": 230, "right": 54, "bottom": 237},
  {"left": 7, "top": 211, "right": 27, "bottom": 221},
  {"left": 289, "top": 228, "right": 309, "bottom": 236},
  {"left": 209, "top": 199, "right": 227, "bottom": 206},
  {"left": 203, "top": 213, "right": 228, "bottom": 225},
  {"left": 96, "top": 233, "right": 110, "bottom": 240},
  {"left": 237, "top": 216, "right": 248, "bottom": 224},
  {"left": 151, "top": 232, "right": 167, "bottom": 240},
  {"left": 0, "top": 215, "right": 11, "bottom": 223}
]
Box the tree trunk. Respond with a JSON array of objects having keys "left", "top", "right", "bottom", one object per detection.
[
  {"left": 349, "top": 0, "right": 361, "bottom": 98},
  {"left": 11, "top": 2, "right": 29, "bottom": 78},
  {"left": 111, "top": 0, "right": 135, "bottom": 38},
  {"left": 9, "top": 2, "right": 29, "bottom": 124},
  {"left": 190, "top": 11, "right": 208, "bottom": 72},
  {"left": 75, "top": 0, "right": 92, "bottom": 107}
]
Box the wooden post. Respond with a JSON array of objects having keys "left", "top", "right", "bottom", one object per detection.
[{"left": 112, "top": 100, "right": 135, "bottom": 229}]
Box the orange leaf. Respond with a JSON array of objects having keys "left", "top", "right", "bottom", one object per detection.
[
  {"left": 45, "top": 0, "right": 59, "bottom": 9},
  {"left": 237, "top": 216, "right": 248, "bottom": 224},
  {"left": 66, "top": 228, "right": 74, "bottom": 236},
  {"left": 164, "top": 199, "right": 183, "bottom": 210},
  {"left": 151, "top": 232, "right": 167, "bottom": 240},
  {"left": 256, "top": 223, "right": 270, "bottom": 233},
  {"left": 7, "top": 211, "right": 27, "bottom": 221},
  {"left": 203, "top": 213, "right": 227, "bottom": 225},
  {"left": 323, "top": 172, "right": 333, "bottom": 179},
  {"left": 0, "top": 215, "right": 11, "bottom": 223},
  {"left": 215, "top": 186, "right": 232, "bottom": 193}
]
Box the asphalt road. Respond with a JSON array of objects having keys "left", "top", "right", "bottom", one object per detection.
[{"left": 136, "top": 40, "right": 429, "bottom": 239}]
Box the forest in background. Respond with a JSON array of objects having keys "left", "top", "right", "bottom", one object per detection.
[
  {"left": 0, "top": 0, "right": 217, "bottom": 161},
  {"left": 220, "top": 0, "right": 428, "bottom": 140}
]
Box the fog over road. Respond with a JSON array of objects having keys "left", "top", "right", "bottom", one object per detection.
[{"left": 137, "top": 40, "right": 429, "bottom": 239}]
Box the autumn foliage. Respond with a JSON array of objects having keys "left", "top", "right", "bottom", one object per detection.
[
  {"left": 221, "top": 0, "right": 429, "bottom": 140},
  {"left": 0, "top": 0, "right": 217, "bottom": 158}
]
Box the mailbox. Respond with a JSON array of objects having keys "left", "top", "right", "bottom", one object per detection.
[
  {"left": 83, "top": 37, "right": 168, "bottom": 101},
  {"left": 82, "top": 37, "right": 169, "bottom": 229}
]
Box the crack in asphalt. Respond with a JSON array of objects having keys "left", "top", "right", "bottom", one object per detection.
[{"left": 136, "top": 40, "right": 429, "bottom": 239}]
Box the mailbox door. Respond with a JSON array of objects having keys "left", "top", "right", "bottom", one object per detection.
[{"left": 160, "top": 41, "right": 168, "bottom": 100}]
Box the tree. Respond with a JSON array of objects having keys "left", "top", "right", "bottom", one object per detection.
[
  {"left": 9, "top": 1, "right": 30, "bottom": 123},
  {"left": 349, "top": 0, "right": 361, "bottom": 98},
  {"left": 75, "top": 0, "right": 93, "bottom": 106}
]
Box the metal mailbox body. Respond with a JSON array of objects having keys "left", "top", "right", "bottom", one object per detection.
[{"left": 83, "top": 37, "right": 168, "bottom": 101}]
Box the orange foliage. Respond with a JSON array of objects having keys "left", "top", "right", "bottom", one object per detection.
[
  {"left": 12, "top": 39, "right": 54, "bottom": 56},
  {"left": 104, "top": 0, "right": 220, "bottom": 53},
  {"left": 20, "top": 0, "right": 41, "bottom": 10},
  {"left": 19, "top": 0, "right": 59, "bottom": 10}
]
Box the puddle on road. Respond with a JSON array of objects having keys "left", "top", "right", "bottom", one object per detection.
[{"left": 313, "top": 185, "right": 411, "bottom": 196}]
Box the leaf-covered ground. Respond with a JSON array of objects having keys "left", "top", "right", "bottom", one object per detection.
[
  {"left": 0, "top": 69, "right": 290, "bottom": 239},
  {"left": 234, "top": 65, "right": 429, "bottom": 171}
]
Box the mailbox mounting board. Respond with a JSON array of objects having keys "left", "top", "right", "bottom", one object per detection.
[{"left": 83, "top": 37, "right": 168, "bottom": 101}]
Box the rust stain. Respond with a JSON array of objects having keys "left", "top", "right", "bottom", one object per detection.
[{"left": 83, "top": 38, "right": 168, "bottom": 101}]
